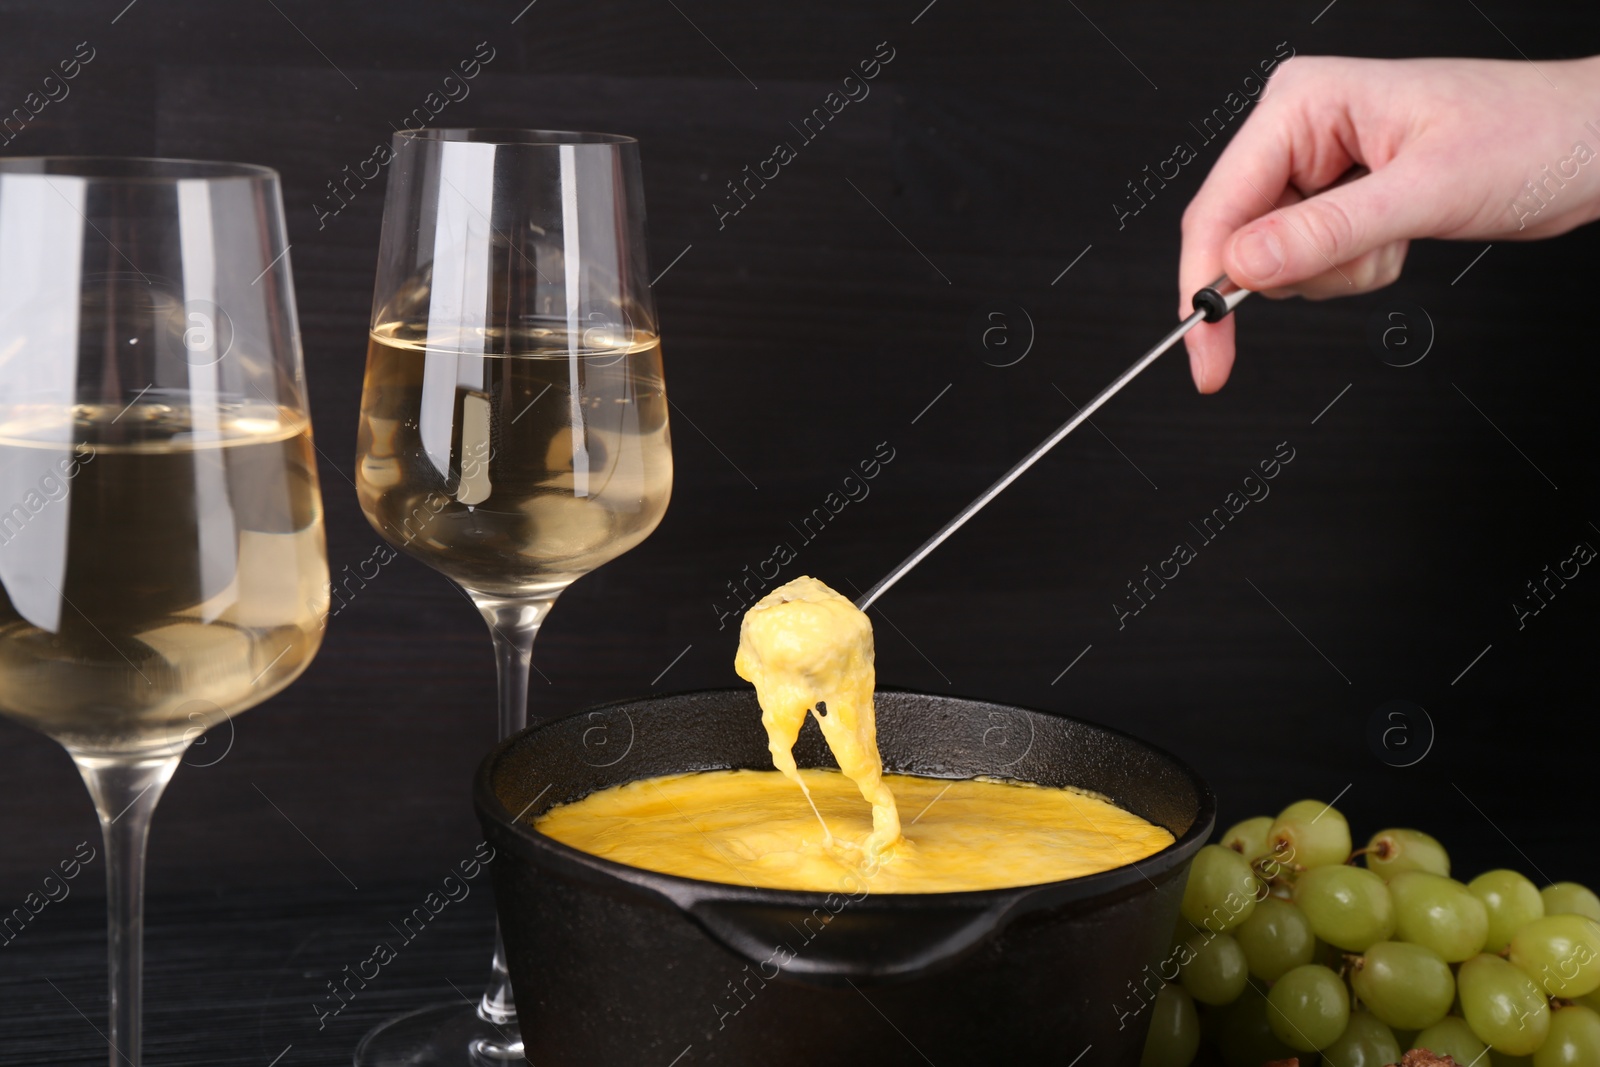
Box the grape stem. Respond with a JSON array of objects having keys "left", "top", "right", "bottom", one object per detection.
[{"left": 1250, "top": 853, "right": 1303, "bottom": 886}]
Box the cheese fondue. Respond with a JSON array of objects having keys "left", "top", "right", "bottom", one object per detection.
[
  {"left": 535, "top": 576, "right": 1174, "bottom": 893},
  {"left": 536, "top": 766, "right": 1175, "bottom": 893}
]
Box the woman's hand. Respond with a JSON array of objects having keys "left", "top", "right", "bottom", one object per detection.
[{"left": 1180, "top": 54, "right": 1600, "bottom": 392}]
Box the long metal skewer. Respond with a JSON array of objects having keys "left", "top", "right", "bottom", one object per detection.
[{"left": 855, "top": 275, "right": 1250, "bottom": 612}]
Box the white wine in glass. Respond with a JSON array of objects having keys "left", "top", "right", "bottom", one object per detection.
[
  {"left": 0, "top": 402, "right": 325, "bottom": 750},
  {"left": 0, "top": 157, "right": 328, "bottom": 1067},
  {"left": 357, "top": 322, "right": 670, "bottom": 597},
  {"left": 353, "top": 128, "right": 672, "bottom": 1066}
]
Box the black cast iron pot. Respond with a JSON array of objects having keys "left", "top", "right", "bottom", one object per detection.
[{"left": 474, "top": 689, "right": 1215, "bottom": 1066}]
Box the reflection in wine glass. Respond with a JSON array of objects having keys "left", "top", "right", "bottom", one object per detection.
[
  {"left": 353, "top": 128, "right": 672, "bottom": 1066},
  {"left": 0, "top": 156, "right": 327, "bottom": 1067}
]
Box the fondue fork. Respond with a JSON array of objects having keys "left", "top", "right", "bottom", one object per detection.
[{"left": 856, "top": 275, "right": 1250, "bottom": 611}]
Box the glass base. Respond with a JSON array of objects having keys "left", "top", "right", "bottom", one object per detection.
[{"left": 354, "top": 1002, "right": 524, "bottom": 1067}]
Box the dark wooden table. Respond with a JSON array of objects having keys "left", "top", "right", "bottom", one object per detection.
[{"left": 0, "top": 881, "right": 498, "bottom": 1065}]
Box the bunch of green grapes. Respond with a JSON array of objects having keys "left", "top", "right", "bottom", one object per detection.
[{"left": 1141, "top": 800, "right": 1600, "bottom": 1067}]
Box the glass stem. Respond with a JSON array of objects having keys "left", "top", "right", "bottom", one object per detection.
[
  {"left": 469, "top": 593, "right": 560, "bottom": 1052},
  {"left": 72, "top": 752, "right": 183, "bottom": 1067}
]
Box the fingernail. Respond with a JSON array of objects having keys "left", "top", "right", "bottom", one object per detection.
[{"left": 1235, "top": 229, "right": 1284, "bottom": 283}]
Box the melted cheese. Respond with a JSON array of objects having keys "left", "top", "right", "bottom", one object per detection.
[
  {"left": 732, "top": 577, "right": 900, "bottom": 860},
  {"left": 533, "top": 573, "right": 1177, "bottom": 893},
  {"left": 536, "top": 767, "right": 1175, "bottom": 893}
]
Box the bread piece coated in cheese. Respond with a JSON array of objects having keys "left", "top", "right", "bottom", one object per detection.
[{"left": 734, "top": 576, "right": 901, "bottom": 859}]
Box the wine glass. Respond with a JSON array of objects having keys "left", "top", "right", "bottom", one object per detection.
[
  {"left": 352, "top": 129, "right": 672, "bottom": 1065},
  {"left": 0, "top": 157, "right": 328, "bottom": 1066}
]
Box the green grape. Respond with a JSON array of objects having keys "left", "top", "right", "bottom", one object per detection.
[
  {"left": 1542, "top": 883, "right": 1600, "bottom": 923},
  {"left": 1470, "top": 870, "right": 1546, "bottom": 954},
  {"left": 1324, "top": 1010, "right": 1402, "bottom": 1067},
  {"left": 1179, "top": 933, "right": 1249, "bottom": 1006},
  {"left": 1294, "top": 864, "right": 1397, "bottom": 951},
  {"left": 1578, "top": 986, "right": 1600, "bottom": 1014},
  {"left": 1459, "top": 953, "right": 1551, "bottom": 1056},
  {"left": 1141, "top": 983, "right": 1201, "bottom": 1067},
  {"left": 1222, "top": 816, "right": 1275, "bottom": 862},
  {"left": 1413, "top": 1015, "right": 1489, "bottom": 1066},
  {"left": 1533, "top": 1005, "right": 1600, "bottom": 1067},
  {"left": 1181, "top": 845, "right": 1261, "bottom": 934},
  {"left": 1390, "top": 870, "right": 1491, "bottom": 962},
  {"left": 1269, "top": 799, "right": 1354, "bottom": 869},
  {"left": 1216, "top": 989, "right": 1299, "bottom": 1067},
  {"left": 1267, "top": 963, "right": 1350, "bottom": 1051},
  {"left": 1235, "top": 897, "right": 1317, "bottom": 982},
  {"left": 1508, "top": 914, "right": 1600, "bottom": 998},
  {"left": 1366, "top": 829, "right": 1452, "bottom": 879},
  {"left": 1350, "top": 940, "right": 1456, "bottom": 1030}
]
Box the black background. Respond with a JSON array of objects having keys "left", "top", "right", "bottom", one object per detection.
[{"left": 1, "top": 0, "right": 1598, "bottom": 1062}]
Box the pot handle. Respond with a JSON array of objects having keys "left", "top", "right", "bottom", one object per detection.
[{"left": 677, "top": 893, "right": 1026, "bottom": 987}]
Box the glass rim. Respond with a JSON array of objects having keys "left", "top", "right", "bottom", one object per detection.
[
  {"left": 394, "top": 127, "right": 638, "bottom": 147},
  {"left": 0, "top": 155, "right": 280, "bottom": 182}
]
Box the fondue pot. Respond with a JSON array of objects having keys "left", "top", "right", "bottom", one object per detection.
[{"left": 474, "top": 689, "right": 1215, "bottom": 1066}]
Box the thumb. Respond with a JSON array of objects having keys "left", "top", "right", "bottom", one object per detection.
[{"left": 1222, "top": 161, "right": 1439, "bottom": 291}]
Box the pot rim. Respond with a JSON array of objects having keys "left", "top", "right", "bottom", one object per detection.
[{"left": 473, "top": 687, "right": 1217, "bottom": 910}]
